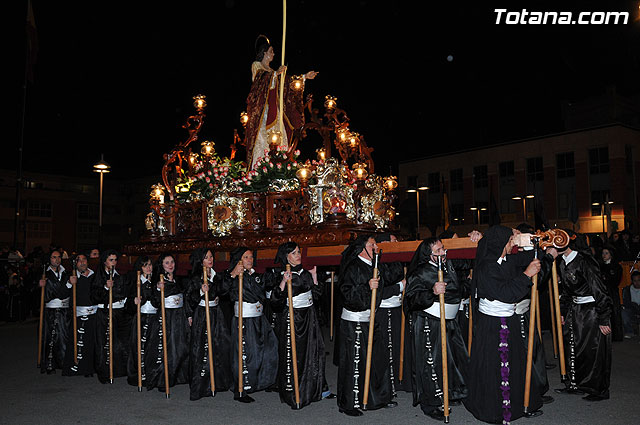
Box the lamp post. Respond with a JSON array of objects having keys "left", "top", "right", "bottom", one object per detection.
[
  {"left": 93, "top": 154, "right": 111, "bottom": 247},
  {"left": 512, "top": 194, "right": 535, "bottom": 221},
  {"left": 470, "top": 206, "right": 487, "bottom": 225},
  {"left": 407, "top": 186, "right": 429, "bottom": 239}
]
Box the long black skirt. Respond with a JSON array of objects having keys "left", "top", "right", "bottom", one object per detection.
[
  {"left": 231, "top": 314, "right": 278, "bottom": 395},
  {"left": 189, "top": 305, "right": 232, "bottom": 400},
  {"left": 464, "top": 312, "right": 544, "bottom": 424},
  {"left": 411, "top": 312, "right": 469, "bottom": 411},
  {"left": 337, "top": 319, "right": 392, "bottom": 411},
  {"left": 62, "top": 313, "right": 97, "bottom": 376},
  {"left": 563, "top": 302, "right": 611, "bottom": 397},
  {"left": 376, "top": 306, "right": 413, "bottom": 394},
  {"left": 95, "top": 308, "right": 132, "bottom": 383},
  {"left": 146, "top": 307, "right": 190, "bottom": 391},
  {"left": 126, "top": 312, "right": 159, "bottom": 387},
  {"left": 277, "top": 306, "right": 326, "bottom": 408},
  {"left": 40, "top": 307, "right": 72, "bottom": 373}
]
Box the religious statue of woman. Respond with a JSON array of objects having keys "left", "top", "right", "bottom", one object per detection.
[{"left": 245, "top": 34, "right": 318, "bottom": 169}]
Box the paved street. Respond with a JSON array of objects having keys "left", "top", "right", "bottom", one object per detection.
[{"left": 1, "top": 318, "right": 639, "bottom": 425}]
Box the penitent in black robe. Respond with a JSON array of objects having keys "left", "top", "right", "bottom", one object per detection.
[
  {"left": 124, "top": 274, "right": 159, "bottom": 388},
  {"left": 145, "top": 277, "right": 190, "bottom": 391},
  {"left": 40, "top": 265, "right": 72, "bottom": 373},
  {"left": 225, "top": 269, "right": 278, "bottom": 396},
  {"left": 559, "top": 252, "right": 612, "bottom": 398},
  {"left": 185, "top": 270, "right": 232, "bottom": 400},
  {"left": 267, "top": 266, "right": 326, "bottom": 408},
  {"left": 405, "top": 259, "right": 469, "bottom": 414},
  {"left": 63, "top": 269, "right": 97, "bottom": 376},
  {"left": 91, "top": 268, "right": 132, "bottom": 383},
  {"left": 337, "top": 256, "right": 394, "bottom": 411}
]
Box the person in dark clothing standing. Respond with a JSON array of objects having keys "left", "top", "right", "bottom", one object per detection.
[{"left": 599, "top": 245, "right": 624, "bottom": 341}]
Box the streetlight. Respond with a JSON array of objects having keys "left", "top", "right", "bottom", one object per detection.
[
  {"left": 592, "top": 200, "right": 613, "bottom": 234},
  {"left": 93, "top": 154, "right": 111, "bottom": 246},
  {"left": 512, "top": 194, "right": 535, "bottom": 221},
  {"left": 407, "top": 186, "right": 429, "bottom": 239},
  {"left": 470, "top": 206, "right": 487, "bottom": 224}
]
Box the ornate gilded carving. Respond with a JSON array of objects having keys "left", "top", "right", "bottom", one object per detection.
[{"left": 206, "top": 192, "right": 248, "bottom": 237}]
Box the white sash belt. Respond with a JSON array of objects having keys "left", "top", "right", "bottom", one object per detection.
[
  {"left": 98, "top": 299, "right": 126, "bottom": 309},
  {"left": 424, "top": 302, "right": 459, "bottom": 320},
  {"left": 164, "top": 294, "right": 184, "bottom": 309},
  {"left": 140, "top": 301, "right": 157, "bottom": 314},
  {"left": 46, "top": 298, "right": 69, "bottom": 308},
  {"left": 76, "top": 305, "right": 98, "bottom": 316},
  {"left": 199, "top": 298, "right": 219, "bottom": 307},
  {"left": 380, "top": 294, "right": 402, "bottom": 308},
  {"left": 478, "top": 298, "right": 516, "bottom": 317},
  {"left": 515, "top": 299, "right": 531, "bottom": 315},
  {"left": 573, "top": 295, "right": 595, "bottom": 304},
  {"left": 234, "top": 301, "right": 263, "bottom": 318},
  {"left": 286, "top": 290, "right": 313, "bottom": 309},
  {"left": 341, "top": 308, "right": 370, "bottom": 322}
]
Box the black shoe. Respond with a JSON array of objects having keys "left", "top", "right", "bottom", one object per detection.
[
  {"left": 542, "top": 395, "right": 554, "bottom": 404},
  {"left": 84, "top": 374, "right": 93, "bottom": 378},
  {"left": 545, "top": 363, "right": 557, "bottom": 370},
  {"left": 385, "top": 401, "right": 398, "bottom": 408},
  {"left": 554, "top": 387, "right": 585, "bottom": 395},
  {"left": 425, "top": 408, "right": 445, "bottom": 420},
  {"left": 46, "top": 369, "right": 55, "bottom": 375},
  {"left": 524, "top": 410, "right": 543, "bottom": 418},
  {"left": 234, "top": 394, "right": 255, "bottom": 403},
  {"left": 323, "top": 392, "right": 337, "bottom": 399},
  {"left": 339, "top": 408, "right": 363, "bottom": 417},
  {"left": 583, "top": 394, "right": 609, "bottom": 401}
]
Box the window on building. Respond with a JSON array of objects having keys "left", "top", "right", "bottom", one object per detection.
[
  {"left": 450, "top": 169, "right": 463, "bottom": 192},
  {"left": 589, "top": 147, "right": 609, "bottom": 174},
  {"left": 27, "top": 201, "right": 52, "bottom": 218},
  {"left": 499, "top": 161, "right": 515, "bottom": 213},
  {"left": 499, "top": 161, "right": 515, "bottom": 182},
  {"left": 26, "top": 222, "right": 52, "bottom": 239},
  {"left": 407, "top": 175, "right": 418, "bottom": 189},
  {"left": 78, "top": 203, "right": 99, "bottom": 220},
  {"left": 78, "top": 223, "right": 99, "bottom": 241},
  {"left": 473, "top": 165, "right": 488, "bottom": 188},
  {"left": 428, "top": 172, "right": 440, "bottom": 193},
  {"left": 526, "top": 157, "right": 543, "bottom": 183},
  {"left": 556, "top": 152, "right": 575, "bottom": 178},
  {"left": 591, "top": 189, "right": 610, "bottom": 216}
]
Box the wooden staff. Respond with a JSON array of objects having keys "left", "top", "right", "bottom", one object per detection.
[
  {"left": 467, "top": 269, "right": 473, "bottom": 356},
  {"left": 362, "top": 249, "right": 381, "bottom": 409},
  {"left": 398, "top": 266, "right": 407, "bottom": 382},
  {"left": 203, "top": 265, "right": 216, "bottom": 395},
  {"left": 548, "top": 279, "right": 558, "bottom": 359},
  {"left": 136, "top": 271, "right": 142, "bottom": 391},
  {"left": 72, "top": 260, "right": 78, "bottom": 364},
  {"left": 437, "top": 256, "right": 450, "bottom": 423},
  {"left": 523, "top": 242, "right": 539, "bottom": 414},
  {"left": 330, "top": 271, "right": 335, "bottom": 341},
  {"left": 160, "top": 274, "right": 170, "bottom": 398},
  {"left": 551, "top": 261, "right": 566, "bottom": 380},
  {"left": 535, "top": 290, "right": 542, "bottom": 343},
  {"left": 108, "top": 266, "right": 114, "bottom": 384},
  {"left": 37, "top": 265, "right": 46, "bottom": 367},
  {"left": 237, "top": 261, "right": 245, "bottom": 398},
  {"left": 286, "top": 264, "right": 301, "bottom": 409}
]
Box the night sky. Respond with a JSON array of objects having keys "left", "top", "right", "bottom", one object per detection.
[{"left": 10, "top": 0, "right": 640, "bottom": 181}]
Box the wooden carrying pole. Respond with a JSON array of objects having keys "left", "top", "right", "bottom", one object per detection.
[
  {"left": 467, "top": 269, "right": 473, "bottom": 356},
  {"left": 330, "top": 271, "right": 334, "bottom": 341},
  {"left": 203, "top": 266, "right": 216, "bottom": 395},
  {"left": 535, "top": 291, "right": 542, "bottom": 343},
  {"left": 160, "top": 274, "right": 170, "bottom": 398},
  {"left": 523, "top": 248, "right": 538, "bottom": 414},
  {"left": 72, "top": 263, "right": 78, "bottom": 364},
  {"left": 362, "top": 249, "right": 381, "bottom": 409},
  {"left": 237, "top": 261, "right": 245, "bottom": 398},
  {"left": 438, "top": 256, "right": 450, "bottom": 423},
  {"left": 37, "top": 266, "right": 46, "bottom": 367},
  {"left": 136, "top": 271, "right": 142, "bottom": 391},
  {"left": 286, "top": 264, "right": 301, "bottom": 409},
  {"left": 398, "top": 266, "right": 407, "bottom": 382},
  {"left": 108, "top": 267, "right": 114, "bottom": 384},
  {"left": 551, "top": 261, "right": 567, "bottom": 380},
  {"left": 548, "top": 279, "right": 559, "bottom": 359}
]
